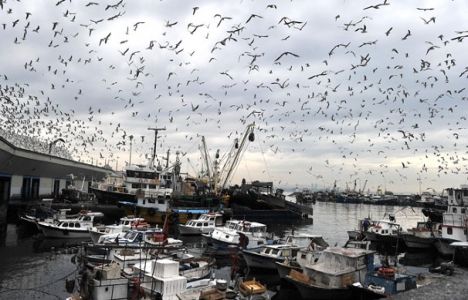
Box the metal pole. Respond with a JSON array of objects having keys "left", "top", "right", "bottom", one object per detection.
[{"left": 148, "top": 127, "right": 166, "bottom": 167}]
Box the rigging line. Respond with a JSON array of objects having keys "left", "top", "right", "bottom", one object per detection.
[{"left": 256, "top": 136, "right": 272, "bottom": 182}]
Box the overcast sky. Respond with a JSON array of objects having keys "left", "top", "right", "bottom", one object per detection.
[{"left": 0, "top": 0, "right": 467, "bottom": 194}]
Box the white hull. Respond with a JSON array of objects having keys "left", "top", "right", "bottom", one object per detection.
[
  {"left": 89, "top": 230, "right": 105, "bottom": 244},
  {"left": 178, "top": 224, "right": 214, "bottom": 235},
  {"left": 38, "top": 223, "right": 91, "bottom": 239}
]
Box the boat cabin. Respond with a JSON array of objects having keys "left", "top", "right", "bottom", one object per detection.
[
  {"left": 260, "top": 244, "right": 300, "bottom": 258},
  {"left": 369, "top": 220, "right": 401, "bottom": 236},
  {"left": 304, "top": 247, "right": 375, "bottom": 288},
  {"left": 285, "top": 234, "right": 328, "bottom": 249},
  {"left": 185, "top": 213, "right": 223, "bottom": 228},
  {"left": 225, "top": 220, "right": 267, "bottom": 235}
]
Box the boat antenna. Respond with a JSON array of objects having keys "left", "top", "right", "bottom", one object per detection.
[{"left": 148, "top": 127, "right": 166, "bottom": 167}]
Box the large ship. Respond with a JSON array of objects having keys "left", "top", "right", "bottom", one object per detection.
[{"left": 90, "top": 163, "right": 173, "bottom": 205}]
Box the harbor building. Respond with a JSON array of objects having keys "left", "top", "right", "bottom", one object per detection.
[{"left": 0, "top": 136, "right": 111, "bottom": 243}]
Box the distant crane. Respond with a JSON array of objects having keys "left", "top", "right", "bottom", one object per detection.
[{"left": 360, "top": 179, "right": 368, "bottom": 194}]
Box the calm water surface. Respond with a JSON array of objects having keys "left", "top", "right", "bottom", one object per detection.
[{"left": 0, "top": 202, "right": 427, "bottom": 299}]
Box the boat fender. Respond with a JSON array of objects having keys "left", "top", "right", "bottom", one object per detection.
[{"left": 131, "top": 277, "right": 146, "bottom": 300}]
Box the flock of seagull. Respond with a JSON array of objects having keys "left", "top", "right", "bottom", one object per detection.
[{"left": 0, "top": 0, "right": 467, "bottom": 191}]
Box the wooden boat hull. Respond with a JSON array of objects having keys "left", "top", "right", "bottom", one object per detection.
[
  {"left": 242, "top": 250, "right": 283, "bottom": 270},
  {"left": 401, "top": 233, "right": 434, "bottom": 250},
  {"left": 275, "top": 261, "right": 302, "bottom": 279}
]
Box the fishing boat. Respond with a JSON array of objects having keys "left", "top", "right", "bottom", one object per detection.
[
  {"left": 243, "top": 244, "right": 302, "bottom": 270},
  {"left": 37, "top": 211, "right": 104, "bottom": 239},
  {"left": 132, "top": 258, "right": 213, "bottom": 298},
  {"left": 90, "top": 161, "right": 174, "bottom": 206},
  {"left": 275, "top": 237, "right": 328, "bottom": 279},
  {"left": 98, "top": 227, "right": 161, "bottom": 246},
  {"left": 285, "top": 247, "right": 375, "bottom": 300},
  {"left": 400, "top": 221, "right": 441, "bottom": 250},
  {"left": 363, "top": 214, "right": 402, "bottom": 246},
  {"left": 433, "top": 185, "right": 468, "bottom": 256},
  {"left": 88, "top": 216, "right": 148, "bottom": 244},
  {"left": 203, "top": 219, "right": 270, "bottom": 250},
  {"left": 178, "top": 212, "right": 224, "bottom": 235}
]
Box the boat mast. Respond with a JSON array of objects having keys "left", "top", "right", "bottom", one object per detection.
[
  {"left": 201, "top": 136, "right": 212, "bottom": 188},
  {"left": 148, "top": 127, "right": 166, "bottom": 167}
]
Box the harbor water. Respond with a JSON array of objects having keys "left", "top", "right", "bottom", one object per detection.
[{"left": 0, "top": 202, "right": 426, "bottom": 299}]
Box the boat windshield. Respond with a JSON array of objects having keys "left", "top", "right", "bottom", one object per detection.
[{"left": 123, "top": 231, "right": 139, "bottom": 241}]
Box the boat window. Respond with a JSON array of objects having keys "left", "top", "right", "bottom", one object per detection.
[
  {"left": 197, "top": 223, "right": 202, "bottom": 227},
  {"left": 301, "top": 253, "right": 307, "bottom": 259},
  {"left": 203, "top": 223, "right": 208, "bottom": 227},
  {"left": 447, "top": 227, "right": 453, "bottom": 235},
  {"left": 453, "top": 208, "right": 457, "bottom": 213},
  {"left": 258, "top": 241, "right": 263, "bottom": 245},
  {"left": 75, "top": 223, "right": 80, "bottom": 228},
  {"left": 62, "top": 223, "right": 69, "bottom": 227},
  {"left": 271, "top": 249, "right": 279, "bottom": 255},
  {"left": 158, "top": 199, "right": 165, "bottom": 204},
  {"left": 321, "top": 276, "right": 330, "bottom": 285},
  {"left": 148, "top": 199, "right": 156, "bottom": 204},
  {"left": 464, "top": 190, "right": 468, "bottom": 196},
  {"left": 282, "top": 250, "right": 290, "bottom": 257},
  {"left": 462, "top": 208, "right": 466, "bottom": 214},
  {"left": 132, "top": 183, "right": 141, "bottom": 189},
  {"left": 264, "top": 248, "right": 271, "bottom": 254},
  {"left": 69, "top": 223, "right": 75, "bottom": 228},
  {"left": 149, "top": 184, "right": 156, "bottom": 189}
]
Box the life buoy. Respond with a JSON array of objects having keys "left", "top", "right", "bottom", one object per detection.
[{"left": 377, "top": 267, "right": 395, "bottom": 278}]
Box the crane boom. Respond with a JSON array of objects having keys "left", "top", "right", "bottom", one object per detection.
[{"left": 216, "top": 123, "right": 255, "bottom": 192}]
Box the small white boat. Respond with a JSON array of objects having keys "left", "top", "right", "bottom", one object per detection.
[
  {"left": 178, "top": 212, "right": 224, "bottom": 235},
  {"left": 98, "top": 227, "right": 161, "bottom": 245},
  {"left": 37, "top": 211, "right": 104, "bottom": 239},
  {"left": 401, "top": 221, "right": 441, "bottom": 250},
  {"left": 203, "top": 219, "right": 270, "bottom": 250},
  {"left": 89, "top": 216, "right": 148, "bottom": 244}
]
